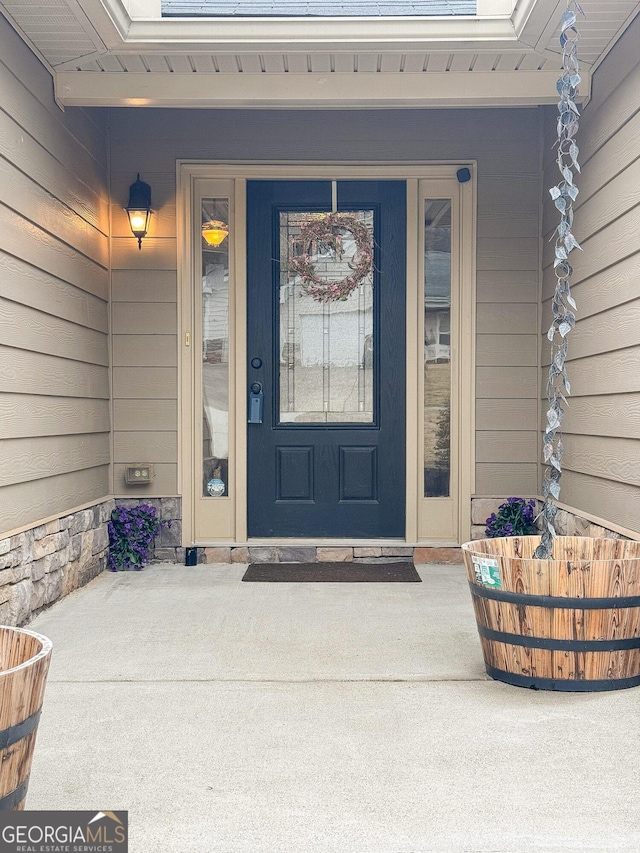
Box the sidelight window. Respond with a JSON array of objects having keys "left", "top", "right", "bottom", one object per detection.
[
  {"left": 201, "top": 198, "right": 230, "bottom": 497},
  {"left": 423, "top": 199, "right": 452, "bottom": 498}
]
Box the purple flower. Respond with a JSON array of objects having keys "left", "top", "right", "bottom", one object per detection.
[
  {"left": 484, "top": 496, "right": 538, "bottom": 538},
  {"left": 107, "top": 503, "right": 168, "bottom": 571}
]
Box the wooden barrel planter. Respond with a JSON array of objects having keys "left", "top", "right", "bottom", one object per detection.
[
  {"left": 0, "top": 626, "right": 52, "bottom": 809},
  {"left": 462, "top": 536, "right": 640, "bottom": 692}
]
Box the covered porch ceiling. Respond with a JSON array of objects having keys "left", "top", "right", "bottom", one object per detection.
[{"left": 1, "top": 0, "right": 639, "bottom": 108}]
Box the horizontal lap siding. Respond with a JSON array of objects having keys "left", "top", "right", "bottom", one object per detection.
[
  {"left": 541, "top": 15, "right": 640, "bottom": 535},
  {"left": 110, "top": 267, "right": 178, "bottom": 495},
  {"left": 476, "top": 116, "right": 540, "bottom": 497},
  {"left": 109, "top": 105, "right": 542, "bottom": 499},
  {"left": 0, "top": 17, "right": 109, "bottom": 535}
]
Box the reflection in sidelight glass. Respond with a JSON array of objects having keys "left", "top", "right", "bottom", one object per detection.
[
  {"left": 201, "top": 198, "right": 230, "bottom": 497},
  {"left": 424, "top": 199, "right": 451, "bottom": 497},
  {"left": 279, "top": 211, "right": 374, "bottom": 424}
]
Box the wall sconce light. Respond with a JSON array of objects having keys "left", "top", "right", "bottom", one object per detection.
[
  {"left": 202, "top": 219, "right": 229, "bottom": 247},
  {"left": 125, "top": 173, "right": 152, "bottom": 250}
]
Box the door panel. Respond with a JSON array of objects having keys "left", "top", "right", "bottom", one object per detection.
[{"left": 247, "top": 180, "right": 406, "bottom": 537}]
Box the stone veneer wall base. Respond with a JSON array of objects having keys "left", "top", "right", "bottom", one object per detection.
[
  {"left": 0, "top": 499, "right": 116, "bottom": 627},
  {"left": 470, "top": 498, "right": 631, "bottom": 542}
]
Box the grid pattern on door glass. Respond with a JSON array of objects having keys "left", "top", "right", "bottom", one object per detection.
[{"left": 278, "top": 210, "right": 374, "bottom": 424}]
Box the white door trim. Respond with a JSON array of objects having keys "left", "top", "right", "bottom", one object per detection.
[{"left": 177, "top": 161, "right": 476, "bottom": 546}]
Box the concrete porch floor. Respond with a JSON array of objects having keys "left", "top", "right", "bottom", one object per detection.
[{"left": 27, "top": 562, "right": 640, "bottom": 853}]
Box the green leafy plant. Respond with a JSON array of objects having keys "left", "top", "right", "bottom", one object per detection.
[
  {"left": 108, "top": 504, "right": 170, "bottom": 571},
  {"left": 485, "top": 497, "right": 537, "bottom": 538}
]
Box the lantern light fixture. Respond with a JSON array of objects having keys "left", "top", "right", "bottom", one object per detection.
[
  {"left": 125, "top": 173, "right": 152, "bottom": 250},
  {"left": 202, "top": 219, "right": 229, "bottom": 247}
]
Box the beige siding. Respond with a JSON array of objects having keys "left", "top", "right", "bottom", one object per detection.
[
  {"left": 541, "top": 15, "right": 640, "bottom": 535},
  {"left": 0, "top": 17, "right": 109, "bottom": 535},
  {"left": 109, "top": 106, "right": 542, "bottom": 500},
  {"left": 110, "top": 270, "right": 178, "bottom": 495},
  {"left": 109, "top": 256, "right": 178, "bottom": 496}
]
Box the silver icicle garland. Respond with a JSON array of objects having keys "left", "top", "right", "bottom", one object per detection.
[{"left": 534, "top": 1, "right": 585, "bottom": 559}]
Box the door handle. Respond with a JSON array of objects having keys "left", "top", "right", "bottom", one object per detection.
[{"left": 248, "top": 382, "right": 264, "bottom": 424}]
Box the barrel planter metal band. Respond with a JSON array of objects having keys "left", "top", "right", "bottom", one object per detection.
[
  {"left": 0, "top": 779, "right": 30, "bottom": 811},
  {"left": 476, "top": 623, "right": 640, "bottom": 653},
  {"left": 0, "top": 627, "right": 52, "bottom": 810},
  {"left": 0, "top": 709, "right": 42, "bottom": 750},
  {"left": 484, "top": 665, "right": 640, "bottom": 692},
  {"left": 469, "top": 582, "right": 640, "bottom": 610},
  {"left": 462, "top": 536, "right": 640, "bottom": 693}
]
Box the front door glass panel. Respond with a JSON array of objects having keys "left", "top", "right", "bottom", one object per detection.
[
  {"left": 423, "top": 198, "right": 451, "bottom": 498},
  {"left": 278, "top": 211, "right": 374, "bottom": 424}
]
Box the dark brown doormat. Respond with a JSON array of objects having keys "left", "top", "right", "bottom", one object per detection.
[{"left": 241, "top": 562, "right": 421, "bottom": 582}]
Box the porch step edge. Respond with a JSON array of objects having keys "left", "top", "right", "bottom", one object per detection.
[{"left": 196, "top": 545, "right": 464, "bottom": 565}]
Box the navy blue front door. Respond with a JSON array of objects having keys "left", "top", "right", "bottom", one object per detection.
[{"left": 247, "top": 180, "right": 406, "bottom": 537}]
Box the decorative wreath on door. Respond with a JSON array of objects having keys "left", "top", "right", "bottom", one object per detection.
[{"left": 288, "top": 213, "right": 373, "bottom": 303}]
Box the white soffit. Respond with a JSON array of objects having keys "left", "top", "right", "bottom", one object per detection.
[{"left": 1, "top": 0, "right": 639, "bottom": 107}]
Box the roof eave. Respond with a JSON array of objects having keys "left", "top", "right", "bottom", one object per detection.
[{"left": 55, "top": 67, "right": 578, "bottom": 108}]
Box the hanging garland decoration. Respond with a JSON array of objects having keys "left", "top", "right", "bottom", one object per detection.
[
  {"left": 534, "top": 0, "right": 584, "bottom": 559},
  {"left": 288, "top": 213, "right": 373, "bottom": 303}
]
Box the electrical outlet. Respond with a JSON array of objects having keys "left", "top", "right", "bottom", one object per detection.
[{"left": 125, "top": 465, "right": 154, "bottom": 485}]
